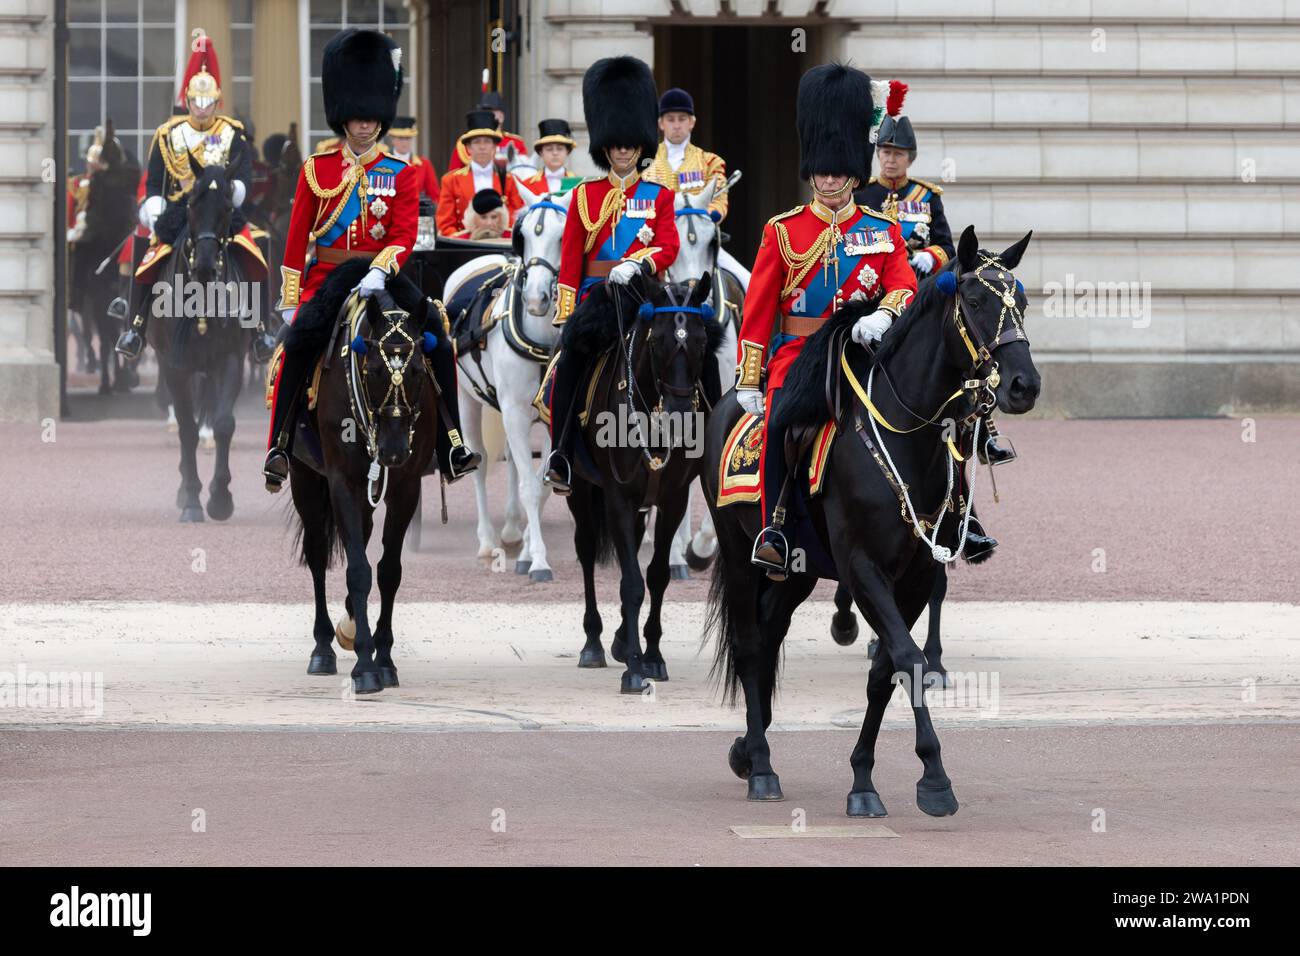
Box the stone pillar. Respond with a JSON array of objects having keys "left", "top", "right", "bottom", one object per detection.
[
  {"left": 0, "top": 0, "right": 59, "bottom": 422},
  {"left": 251, "top": 0, "right": 300, "bottom": 151}
]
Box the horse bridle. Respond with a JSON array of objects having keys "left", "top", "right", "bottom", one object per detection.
[
  {"left": 947, "top": 254, "right": 1030, "bottom": 424},
  {"left": 346, "top": 299, "right": 426, "bottom": 466},
  {"left": 516, "top": 199, "right": 566, "bottom": 301},
  {"left": 611, "top": 284, "right": 710, "bottom": 475}
]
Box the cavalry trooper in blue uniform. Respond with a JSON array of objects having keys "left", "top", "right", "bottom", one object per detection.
[{"left": 856, "top": 113, "right": 1015, "bottom": 467}]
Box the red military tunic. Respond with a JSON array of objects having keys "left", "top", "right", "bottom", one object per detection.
[
  {"left": 736, "top": 200, "right": 917, "bottom": 516},
  {"left": 277, "top": 143, "right": 419, "bottom": 314},
  {"left": 385, "top": 147, "right": 439, "bottom": 200},
  {"left": 736, "top": 200, "right": 916, "bottom": 393},
  {"left": 435, "top": 164, "right": 523, "bottom": 237},
  {"left": 554, "top": 171, "right": 680, "bottom": 324}
]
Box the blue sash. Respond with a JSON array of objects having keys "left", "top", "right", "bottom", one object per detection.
[
  {"left": 797, "top": 242, "right": 866, "bottom": 320},
  {"left": 597, "top": 180, "right": 659, "bottom": 262},
  {"left": 316, "top": 159, "right": 407, "bottom": 248}
]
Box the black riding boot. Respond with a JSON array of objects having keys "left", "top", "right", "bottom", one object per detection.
[
  {"left": 428, "top": 336, "right": 481, "bottom": 482},
  {"left": 751, "top": 389, "right": 791, "bottom": 580},
  {"left": 543, "top": 351, "right": 581, "bottom": 496},
  {"left": 114, "top": 279, "right": 151, "bottom": 361},
  {"left": 977, "top": 417, "right": 1017, "bottom": 465},
  {"left": 263, "top": 348, "right": 312, "bottom": 492}
]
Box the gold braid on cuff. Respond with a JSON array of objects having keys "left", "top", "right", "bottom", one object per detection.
[
  {"left": 736, "top": 339, "right": 764, "bottom": 389},
  {"left": 278, "top": 266, "right": 301, "bottom": 309}
]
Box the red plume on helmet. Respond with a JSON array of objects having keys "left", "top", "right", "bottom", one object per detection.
[{"left": 178, "top": 34, "right": 222, "bottom": 108}]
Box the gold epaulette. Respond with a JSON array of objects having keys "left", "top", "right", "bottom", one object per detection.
[
  {"left": 908, "top": 176, "right": 943, "bottom": 195},
  {"left": 218, "top": 115, "right": 244, "bottom": 130},
  {"left": 308, "top": 145, "right": 341, "bottom": 159},
  {"left": 766, "top": 205, "right": 803, "bottom": 227},
  {"left": 867, "top": 176, "right": 879, "bottom": 185},
  {"left": 858, "top": 203, "right": 898, "bottom": 224}
]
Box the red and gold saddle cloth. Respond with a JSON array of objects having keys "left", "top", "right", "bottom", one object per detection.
[{"left": 715, "top": 412, "right": 836, "bottom": 508}]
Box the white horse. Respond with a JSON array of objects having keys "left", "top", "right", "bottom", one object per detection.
[
  {"left": 663, "top": 178, "right": 750, "bottom": 576},
  {"left": 445, "top": 182, "right": 572, "bottom": 583}
]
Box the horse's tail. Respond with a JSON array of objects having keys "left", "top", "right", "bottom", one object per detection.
[
  {"left": 588, "top": 483, "right": 615, "bottom": 567},
  {"left": 704, "top": 537, "right": 742, "bottom": 706},
  {"left": 287, "top": 472, "right": 344, "bottom": 569}
]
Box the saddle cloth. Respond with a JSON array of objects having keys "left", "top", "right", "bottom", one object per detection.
[{"left": 715, "top": 412, "right": 836, "bottom": 508}]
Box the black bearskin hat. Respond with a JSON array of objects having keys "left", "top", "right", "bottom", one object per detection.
[
  {"left": 582, "top": 56, "right": 658, "bottom": 171},
  {"left": 796, "top": 63, "right": 874, "bottom": 183},
  {"left": 322, "top": 29, "right": 403, "bottom": 139}
]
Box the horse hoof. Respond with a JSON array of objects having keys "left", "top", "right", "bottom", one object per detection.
[
  {"left": 378, "top": 666, "right": 399, "bottom": 688},
  {"left": 578, "top": 645, "right": 607, "bottom": 668},
  {"left": 747, "top": 773, "right": 784, "bottom": 802},
  {"left": 831, "top": 611, "right": 859, "bottom": 647},
  {"left": 307, "top": 653, "right": 337, "bottom": 676},
  {"left": 669, "top": 564, "right": 690, "bottom": 581},
  {"left": 179, "top": 506, "right": 204, "bottom": 523},
  {"left": 728, "top": 737, "right": 752, "bottom": 780},
  {"left": 610, "top": 633, "right": 627, "bottom": 664},
  {"left": 335, "top": 616, "right": 356, "bottom": 651},
  {"left": 206, "top": 493, "right": 234, "bottom": 522},
  {"left": 620, "top": 670, "right": 649, "bottom": 695},
  {"left": 685, "top": 540, "right": 714, "bottom": 572},
  {"left": 528, "top": 568, "right": 553, "bottom": 584},
  {"left": 866, "top": 635, "right": 880, "bottom": 659},
  {"left": 351, "top": 672, "right": 383, "bottom": 695},
  {"left": 642, "top": 660, "right": 668, "bottom": 681},
  {"left": 846, "top": 790, "right": 888, "bottom": 818},
  {"left": 916, "top": 783, "right": 959, "bottom": 817},
  {"left": 514, "top": 560, "right": 531, "bottom": 575},
  {"left": 577, "top": 647, "right": 605, "bottom": 671}
]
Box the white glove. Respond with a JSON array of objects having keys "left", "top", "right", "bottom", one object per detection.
[
  {"left": 736, "top": 388, "right": 765, "bottom": 417},
  {"left": 910, "top": 250, "right": 936, "bottom": 275},
  {"left": 280, "top": 307, "right": 296, "bottom": 326},
  {"left": 139, "top": 194, "right": 164, "bottom": 231},
  {"left": 231, "top": 179, "right": 247, "bottom": 208},
  {"left": 851, "top": 309, "right": 892, "bottom": 347},
  {"left": 608, "top": 260, "right": 640, "bottom": 285},
  {"left": 67, "top": 211, "right": 86, "bottom": 244},
  {"left": 356, "top": 267, "right": 387, "bottom": 298}
]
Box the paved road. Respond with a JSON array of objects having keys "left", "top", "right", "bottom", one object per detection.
[
  {"left": 2, "top": 413, "right": 1296, "bottom": 866},
  {"left": 1, "top": 416, "right": 1296, "bottom": 604},
  {"left": 2, "top": 724, "right": 1295, "bottom": 866}
]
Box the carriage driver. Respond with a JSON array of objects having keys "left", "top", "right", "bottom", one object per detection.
[
  {"left": 540, "top": 56, "right": 680, "bottom": 495},
  {"left": 114, "top": 36, "right": 276, "bottom": 365},
  {"left": 262, "top": 28, "right": 480, "bottom": 492},
  {"left": 856, "top": 113, "right": 1015, "bottom": 467}
]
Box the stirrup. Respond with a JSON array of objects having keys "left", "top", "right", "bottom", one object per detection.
[
  {"left": 751, "top": 526, "right": 790, "bottom": 581},
  {"left": 978, "top": 430, "right": 1017, "bottom": 466},
  {"left": 446, "top": 445, "right": 482, "bottom": 483},
  {"left": 263, "top": 448, "right": 289, "bottom": 493},
  {"left": 543, "top": 450, "right": 572, "bottom": 496},
  {"left": 115, "top": 325, "right": 145, "bottom": 361}
]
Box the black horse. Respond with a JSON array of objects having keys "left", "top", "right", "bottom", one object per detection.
[
  {"left": 285, "top": 259, "right": 447, "bottom": 695},
  {"left": 562, "top": 273, "right": 724, "bottom": 693},
  {"left": 148, "top": 165, "right": 253, "bottom": 522},
  {"left": 68, "top": 122, "right": 139, "bottom": 394},
  {"left": 703, "top": 226, "right": 1040, "bottom": 816}
]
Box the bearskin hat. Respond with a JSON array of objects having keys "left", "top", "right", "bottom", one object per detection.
[
  {"left": 582, "top": 56, "right": 658, "bottom": 171},
  {"left": 322, "top": 29, "right": 403, "bottom": 139},
  {"left": 796, "top": 63, "right": 875, "bottom": 184}
]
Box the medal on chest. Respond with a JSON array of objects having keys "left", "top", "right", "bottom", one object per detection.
[
  {"left": 844, "top": 228, "right": 893, "bottom": 256},
  {"left": 677, "top": 169, "right": 706, "bottom": 190},
  {"left": 624, "top": 196, "right": 655, "bottom": 219},
  {"left": 896, "top": 200, "right": 931, "bottom": 223}
]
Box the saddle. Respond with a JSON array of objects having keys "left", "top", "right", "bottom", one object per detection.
[{"left": 450, "top": 264, "right": 510, "bottom": 357}]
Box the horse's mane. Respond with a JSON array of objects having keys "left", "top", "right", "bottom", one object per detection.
[
  {"left": 283, "top": 258, "right": 429, "bottom": 357},
  {"left": 868, "top": 260, "right": 958, "bottom": 370},
  {"left": 156, "top": 164, "right": 248, "bottom": 245}
]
